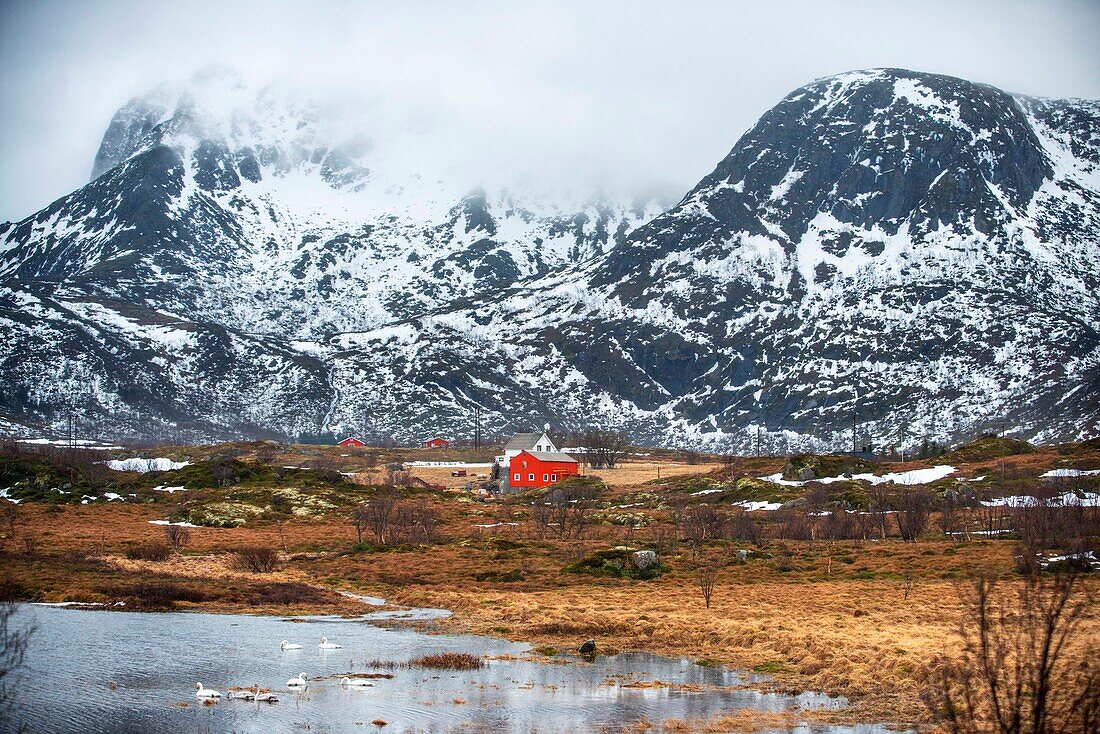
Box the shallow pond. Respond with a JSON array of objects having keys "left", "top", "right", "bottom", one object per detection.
[{"left": 6, "top": 603, "right": 906, "bottom": 733}]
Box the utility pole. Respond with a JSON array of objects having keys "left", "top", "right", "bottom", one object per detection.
[
  {"left": 474, "top": 406, "right": 481, "bottom": 451},
  {"left": 851, "top": 390, "right": 858, "bottom": 453},
  {"left": 1000, "top": 422, "right": 1006, "bottom": 482}
]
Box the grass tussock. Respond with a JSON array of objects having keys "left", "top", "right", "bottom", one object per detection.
[
  {"left": 124, "top": 542, "right": 172, "bottom": 561},
  {"left": 103, "top": 581, "right": 209, "bottom": 610},
  {"left": 245, "top": 582, "right": 329, "bottom": 606},
  {"left": 408, "top": 652, "right": 483, "bottom": 670}
]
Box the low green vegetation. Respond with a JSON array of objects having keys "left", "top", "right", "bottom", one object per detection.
[{"left": 562, "top": 547, "right": 663, "bottom": 580}]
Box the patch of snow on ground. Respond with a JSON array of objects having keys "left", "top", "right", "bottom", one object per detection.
[
  {"left": 152, "top": 485, "right": 187, "bottom": 493},
  {"left": 148, "top": 520, "right": 203, "bottom": 528},
  {"left": 734, "top": 500, "right": 784, "bottom": 512},
  {"left": 0, "top": 488, "right": 20, "bottom": 504},
  {"left": 760, "top": 465, "right": 956, "bottom": 487},
  {"left": 1040, "top": 468, "right": 1100, "bottom": 478},
  {"left": 405, "top": 462, "right": 494, "bottom": 468},
  {"left": 981, "top": 492, "right": 1100, "bottom": 508},
  {"left": 106, "top": 457, "right": 190, "bottom": 472},
  {"left": 691, "top": 489, "right": 723, "bottom": 496}
]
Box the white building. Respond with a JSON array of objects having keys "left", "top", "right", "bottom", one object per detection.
[{"left": 497, "top": 430, "right": 558, "bottom": 467}]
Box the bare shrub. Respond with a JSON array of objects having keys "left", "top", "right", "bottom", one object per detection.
[
  {"left": 866, "top": 484, "right": 893, "bottom": 539},
  {"left": 247, "top": 582, "right": 327, "bottom": 606},
  {"left": 390, "top": 500, "right": 439, "bottom": 544},
  {"left": 532, "top": 500, "right": 552, "bottom": 540},
  {"left": 694, "top": 556, "right": 722, "bottom": 609},
  {"left": 20, "top": 533, "right": 38, "bottom": 558},
  {"left": 896, "top": 487, "right": 932, "bottom": 541},
  {"left": 924, "top": 574, "right": 1099, "bottom": 734},
  {"left": 163, "top": 525, "right": 191, "bottom": 553},
  {"left": 233, "top": 546, "right": 280, "bottom": 573},
  {"left": 684, "top": 504, "right": 726, "bottom": 548},
  {"left": 365, "top": 489, "right": 397, "bottom": 544},
  {"left": 105, "top": 581, "right": 209, "bottom": 610},
  {"left": 774, "top": 509, "right": 813, "bottom": 542},
  {"left": 125, "top": 542, "right": 172, "bottom": 561},
  {"left": 581, "top": 428, "right": 630, "bottom": 469},
  {"left": 352, "top": 503, "right": 369, "bottom": 544}
]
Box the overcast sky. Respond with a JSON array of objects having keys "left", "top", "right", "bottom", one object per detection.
[{"left": 1, "top": 0, "right": 1097, "bottom": 221}]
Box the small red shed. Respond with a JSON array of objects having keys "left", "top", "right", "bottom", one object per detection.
[
  {"left": 422, "top": 437, "right": 450, "bottom": 449},
  {"left": 508, "top": 450, "right": 578, "bottom": 490},
  {"left": 338, "top": 437, "right": 367, "bottom": 448}
]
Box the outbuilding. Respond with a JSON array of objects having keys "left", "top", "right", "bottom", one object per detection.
[
  {"left": 422, "top": 437, "right": 450, "bottom": 449},
  {"left": 337, "top": 437, "right": 367, "bottom": 448}
]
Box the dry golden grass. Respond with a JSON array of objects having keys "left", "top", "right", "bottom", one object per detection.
[{"left": 583, "top": 460, "right": 725, "bottom": 486}]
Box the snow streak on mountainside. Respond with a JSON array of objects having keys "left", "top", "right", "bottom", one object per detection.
[{"left": 1, "top": 68, "right": 1097, "bottom": 448}]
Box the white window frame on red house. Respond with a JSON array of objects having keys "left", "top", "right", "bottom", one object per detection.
[
  {"left": 528, "top": 473, "right": 535, "bottom": 481},
  {"left": 513, "top": 473, "right": 520, "bottom": 481},
  {"left": 551, "top": 474, "right": 557, "bottom": 481},
  {"left": 542, "top": 473, "right": 548, "bottom": 481}
]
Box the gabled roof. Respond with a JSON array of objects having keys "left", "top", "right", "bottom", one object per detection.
[
  {"left": 504, "top": 432, "right": 549, "bottom": 450},
  {"left": 514, "top": 450, "right": 577, "bottom": 463}
]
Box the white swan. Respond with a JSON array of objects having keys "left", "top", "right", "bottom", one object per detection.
[
  {"left": 227, "top": 689, "right": 255, "bottom": 700},
  {"left": 253, "top": 684, "right": 279, "bottom": 703},
  {"left": 340, "top": 676, "right": 373, "bottom": 688},
  {"left": 319, "top": 636, "right": 342, "bottom": 649},
  {"left": 280, "top": 640, "right": 303, "bottom": 650},
  {"left": 195, "top": 682, "right": 222, "bottom": 698},
  {"left": 287, "top": 672, "right": 307, "bottom": 687}
]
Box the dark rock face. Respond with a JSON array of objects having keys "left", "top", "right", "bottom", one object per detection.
[{"left": 0, "top": 68, "right": 1097, "bottom": 447}]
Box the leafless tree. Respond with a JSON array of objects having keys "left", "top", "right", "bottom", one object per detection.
[
  {"left": 352, "top": 503, "right": 369, "bottom": 544},
  {"left": 532, "top": 501, "right": 552, "bottom": 540},
  {"left": 939, "top": 492, "right": 966, "bottom": 539},
  {"left": 726, "top": 510, "right": 764, "bottom": 546},
  {"left": 924, "top": 574, "right": 1098, "bottom": 734},
  {"left": 866, "top": 484, "right": 893, "bottom": 540},
  {"left": 684, "top": 504, "right": 726, "bottom": 545},
  {"left": 163, "top": 524, "right": 191, "bottom": 553},
  {"left": 896, "top": 487, "right": 933, "bottom": 541},
  {"left": 695, "top": 556, "right": 722, "bottom": 609},
  {"left": 365, "top": 489, "right": 398, "bottom": 544},
  {"left": 581, "top": 428, "right": 630, "bottom": 469}
]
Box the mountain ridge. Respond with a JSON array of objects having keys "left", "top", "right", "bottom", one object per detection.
[{"left": 1, "top": 68, "right": 1097, "bottom": 448}]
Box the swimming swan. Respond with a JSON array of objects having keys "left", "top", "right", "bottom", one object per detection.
[
  {"left": 287, "top": 672, "right": 308, "bottom": 687},
  {"left": 195, "top": 682, "right": 222, "bottom": 698},
  {"left": 340, "top": 676, "right": 373, "bottom": 688},
  {"left": 319, "top": 636, "right": 342, "bottom": 649},
  {"left": 280, "top": 640, "right": 303, "bottom": 650},
  {"left": 227, "top": 689, "right": 255, "bottom": 700},
  {"left": 253, "top": 685, "right": 279, "bottom": 703}
]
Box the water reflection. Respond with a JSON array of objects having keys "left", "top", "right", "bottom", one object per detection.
[{"left": 5, "top": 605, "right": 906, "bottom": 733}]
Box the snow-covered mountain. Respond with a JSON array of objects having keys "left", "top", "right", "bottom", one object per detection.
[{"left": 1, "top": 68, "right": 1097, "bottom": 448}]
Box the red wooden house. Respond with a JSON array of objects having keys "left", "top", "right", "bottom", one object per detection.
[
  {"left": 337, "top": 437, "right": 367, "bottom": 448},
  {"left": 422, "top": 437, "right": 450, "bottom": 449},
  {"left": 508, "top": 450, "right": 579, "bottom": 490}
]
